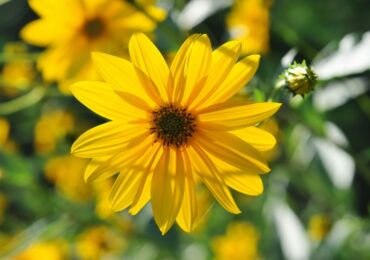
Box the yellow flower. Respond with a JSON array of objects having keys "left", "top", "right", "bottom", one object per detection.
[
  {"left": 21, "top": 0, "right": 166, "bottom": 93},
  {"left": 0, "top": 117, "right": 17, "bottom": 153},
  {"left": 34, "top": 110, "right": 74, "bottom": 154},
  {"left": 76, "top": 226, "right": 126, "bottom": 260},
  {"left": 13, "top": 240, "right": 68, "bottom": 260},
  {"left": 71, "top": 33, "right": 281, "bottom": 234},
  {"left": 44, "top": 155, "right": 92, "bottom": 202},
  {"left": 0, "top": 117, "right": 10, "bottom": 147},
  {"left": 0, "top": 43, "right": 35, "bottom": 96},
  {"left": 44, "top": 155, "right": 117, "bottom": 218},
  {"left": 0, "top": 193, "right": 7, "bottom": 224},
  {"left": 212, "top": 221, "right": 260, "bottom": 260},
  {"left": 227, "top": 0, "right": 270, "bottom": 55},
  {"left": 92, "top": 178, "right": 115, "bottom": 219},
  {"left": 308, "top": 214, "right": 331, "bottom": 241}
]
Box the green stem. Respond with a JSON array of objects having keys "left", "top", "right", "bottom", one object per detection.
[
  {"left": 268, "top": 79, "right": 285, "bottom": 101},
  {"left": 0, "top": 87, "right": 46, "bottom": 115}
]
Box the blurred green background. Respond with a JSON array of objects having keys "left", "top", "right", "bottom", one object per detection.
[{"left": 0, "top": 0, "right": 369, "bottom": 259}]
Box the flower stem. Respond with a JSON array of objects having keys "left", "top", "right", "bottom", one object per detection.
[
  {"left": 268, "top": 79, "right": 285, "bottom": 101},
  {"left": 0, "top": 86, "right": 45, "bottom": 115}
]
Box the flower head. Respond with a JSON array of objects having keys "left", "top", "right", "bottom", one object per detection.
[
  {"left": 308, "top": 214, "right": 331, "bottom": 241},
  {"left": 0, "top": 117, "right": 10, "bottom": 147},
  {"left": 71, "top": 33, "right": 281, "bottom": 234},
  {"left": 283, "top": 60, "right": 318, "bottom": 96},
  {"left": 212, "top": 221, "right": 260, "bottom": 260},
  {"left": 21, "top": 0, "right": 166, "bottom": 93},
  {"left": 34, "top": 110, "right": 74, "bottom": 154},
  {"left": 227, "top": 0, "right": 271, "bottom": 55},
  {"left": 0, "top": 117, "right": 17, "bottom": 153},
  {"left": 13, "top": 240, "right": 68, "bottom": 260},
  {"left": 1, "top": 43, "right": 35, "bottom": 96},
  {"left": 76, "top": 226, "right": 126, "bottom": 259},
  {"left": 45, "top": 155, "right": 92, "bottom": 202}
]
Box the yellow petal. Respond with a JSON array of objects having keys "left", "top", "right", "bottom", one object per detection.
[
  {"left": 129, "top": 143, "right": 163, "bottom": 215},
  {"left": 37, "top": 45, "right": 75, "bottom": 81},
  {"left": 84, "top": 158, "right": 117, "bottom": 182},
  {"left": 196, "top": 131, "right": 270, "bottom": 173},
  {"left": 85, "top": 134, "right": 153, "bottom": 182},
  {"left": 151, "top": 149, "right": 185, "bottom": 235},
  {"left": 129, "top": 173, "right": 152, "bottom": 215},
  {"left": 176, "top": 151, "right": 197, "bottom": 232},
  {"left": 223, "top": 172, "right": 263, "bottom": 196},
  {"left": 231, "top": 126, "right": 276, "bottom": 152},
  {"left": 181, "top": 35, "right": 212, "bottom": 107},
  {"left": 176, "top": 177, "right": 197, "bottom": 232},
  {"left": 170, "top": 34, "right": 201, "bottom": 103},
  {"left": 189, "top": 40, "right": 241, "bottom": 110},
  {"left": 206, "top": 149, "right": 264, "bottom": 195},
  {"left": 29, "top": 0, "right": 83, "bottom": 19},
  {"left": 20, "top": 19, "right": 74, "bottom": 46},
  {"left": 129, "top": 33, "right": 172, "bottom": 103},
  {"left": 200, "top": 55, "right": 260, "bottom": 109},
  {"left": 82, "top": 0, "right": 107, "bottom": 14},
  {"left": 110, "top": 170, "right": 143, "bottom": 212},
  {"left": 70, "top": 81, "right": 147, "bottom": 121},
  {"left": 71, "top": 121, "right": 146, "bottom": 158},
  {"left": 141, "top": 4, "right": 167, "bottom": 22},
  {"left": 187, "top": 145, "right": 240, "bottom": 214},
  {"left": 198, "top": 102, "right": 281, "bottom": 130},
  {"left": 119, "top": 4, "right": 166, "bottom": 31},
  {"left": 91, "top": 52, "right": 158, "bottom": 109}
]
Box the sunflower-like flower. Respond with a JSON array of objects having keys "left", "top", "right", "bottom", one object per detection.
[
  {"left": 227, "top": 0, "right": 270, "bottom": 55},
  {"left": 212, "top": 221, "right": 260, "bottom": 260},
  {"left": 21, "top": 0, "right": 166, "bottom": 93},
  {"left": 70, "top": 33, "right": 281, "bottom": 234}
]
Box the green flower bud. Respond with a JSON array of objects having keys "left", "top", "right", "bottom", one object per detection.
[{"left": 283, "top": 60, "right": 318, "bottom": 96}]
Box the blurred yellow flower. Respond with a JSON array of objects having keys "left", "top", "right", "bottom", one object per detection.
[
  {"left": 92, "top": 179, "right": 115, "bottom": 219},
  {"left": 44, "top": 155, "right": 92, "bottom": 202},
  {"left": 308, "top": 214, "right": 331, "bottom": 241},
  {"left": 0, "top": 43, "right": 35, "bottom": 96},
  {"left": 212, "top": 221, "right": 260, "bottom": 260},
  {"left": 34, "top": 110, "right": 74, "bottom": 154},
  {"left": 0, "top": 193, "right": 7, "bottom": 224},
  {"left": 21, "top": 0, "right": 166, "bottom": 93},
  {"left": 13, "top": 240, "right": 68, "bottom": 260},
  {"left": 44, "top": 155, "right": 119, "bottom": 219},
  {"left": 0, "top": 117, "right": 10, "bottom": 147},
  {"left": 0, "top": 117, "right": 17, "bottom": 153},
  {"left": 71, "top": 33, "right": 280, "bottom": 234},
  {"left": 227, "top": 0, "right": 270, "bottom": 55},
  {"left": 1, "top": 61, "right": 34, "bottom": 91},
  {"left": 76, "top": 225, "right": 126, "bottom": 260}
]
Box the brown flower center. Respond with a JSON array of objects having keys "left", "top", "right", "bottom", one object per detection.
[
  {"left": 150, "top": 105, "right": 196, "bottom": 147},
  {"left": 83, "top": 17, "right": 105, "bottom": 39}
]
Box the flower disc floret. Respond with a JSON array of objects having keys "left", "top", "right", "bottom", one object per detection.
[
  {"left": 151, "top": 105, "right": 196, "bottom": 147},
  {"left": 83, "top": 17, "right": 105, "bottom": 39}
]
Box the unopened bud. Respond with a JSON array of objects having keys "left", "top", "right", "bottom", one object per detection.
[{"left": 283, "top": 60, "right": 318, "bottom": 96}]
